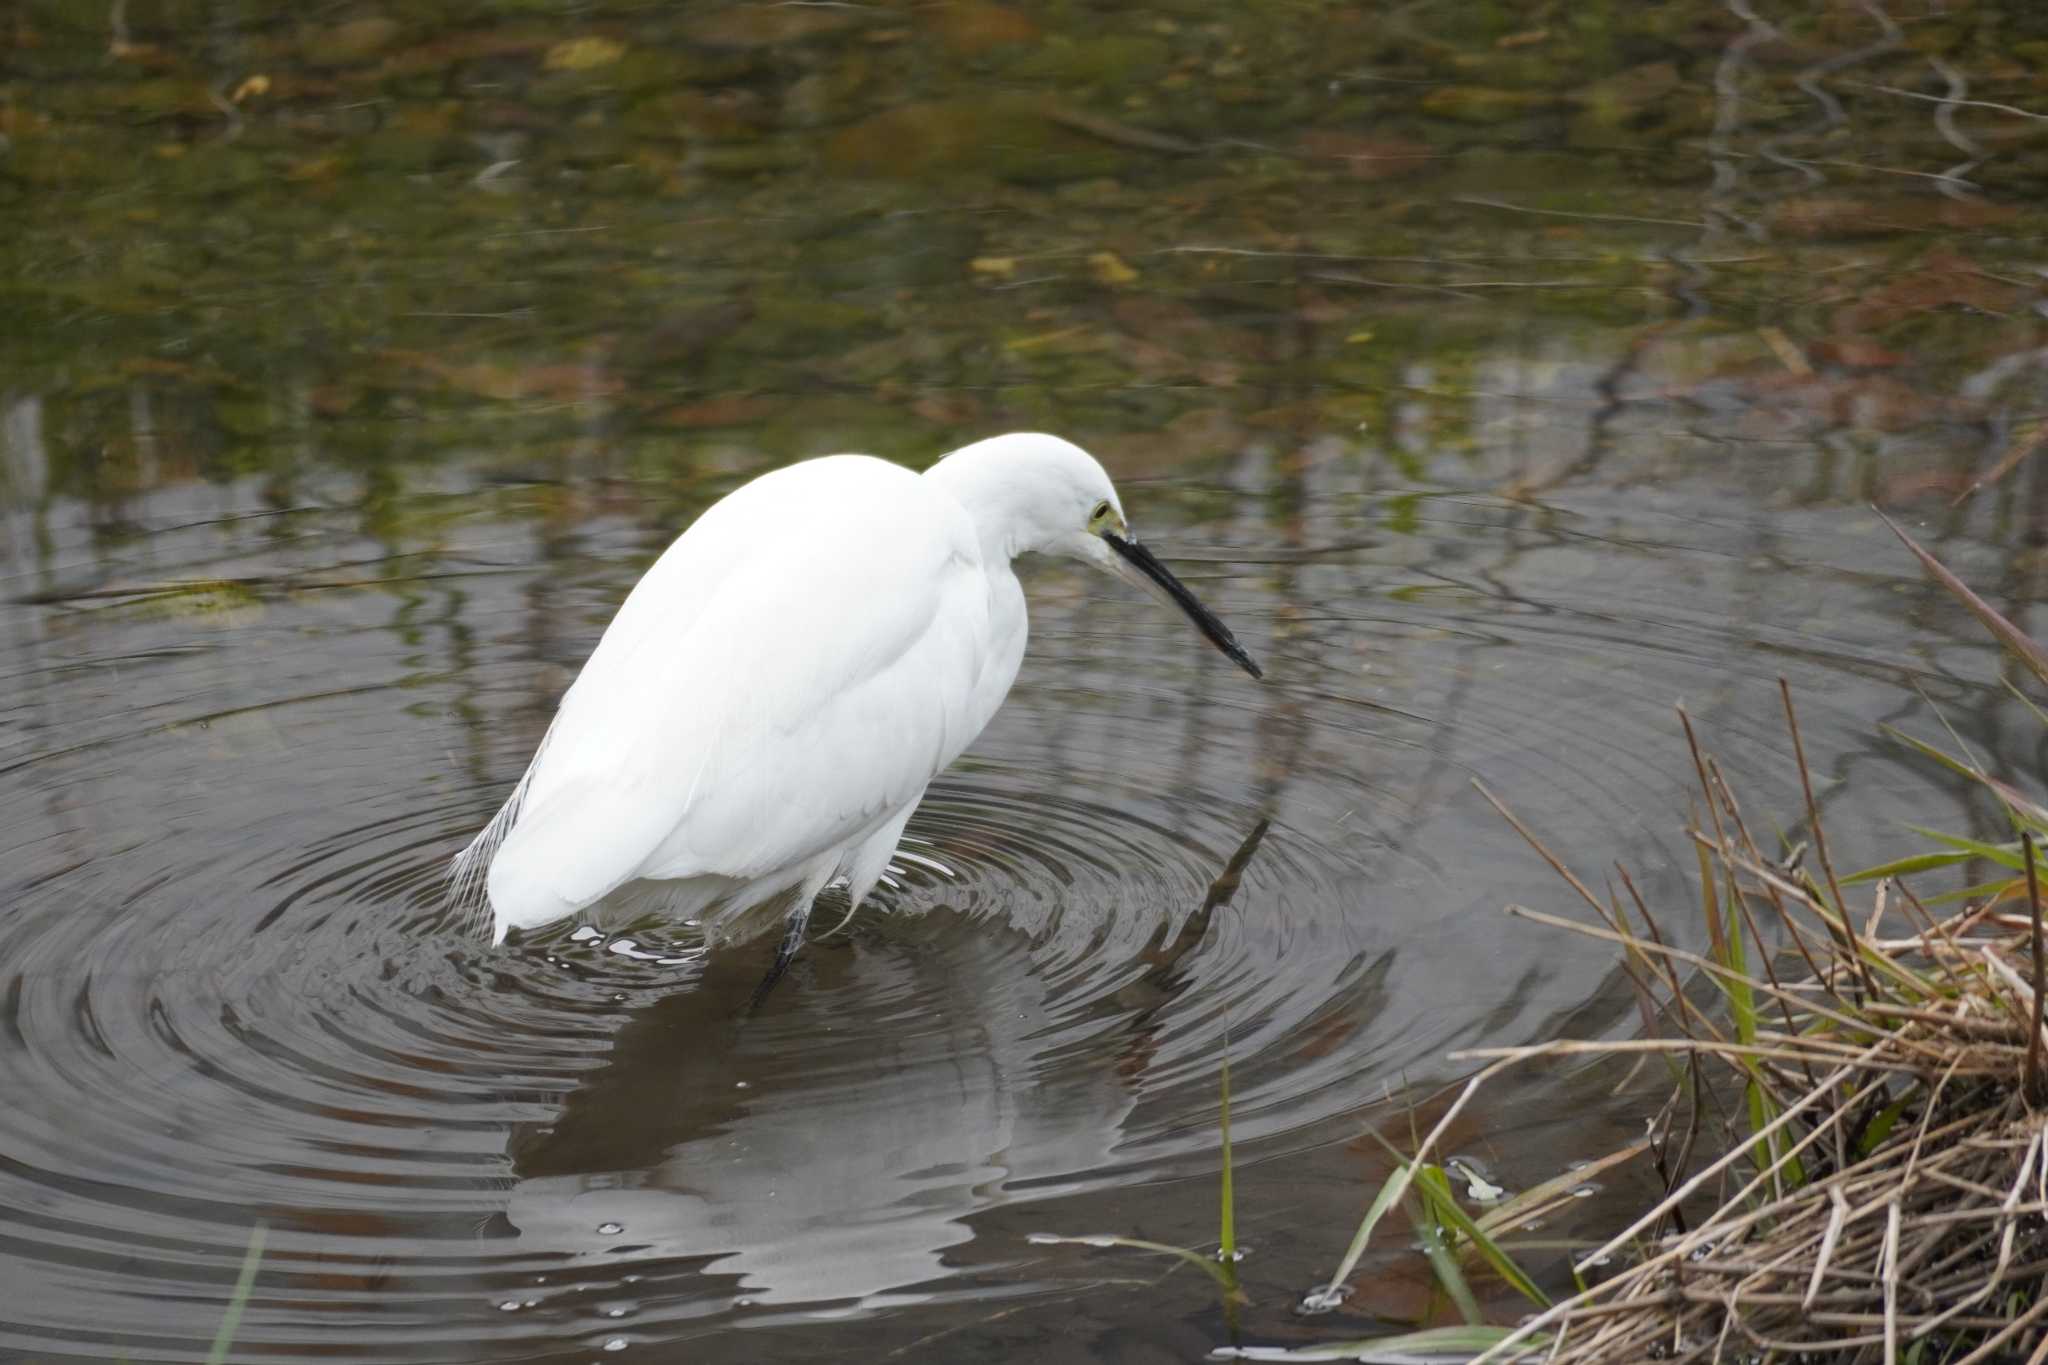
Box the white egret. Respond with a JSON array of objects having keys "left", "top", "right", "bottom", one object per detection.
[{"left": 453, "top": 432, "right": 1260, "bottom": 970}]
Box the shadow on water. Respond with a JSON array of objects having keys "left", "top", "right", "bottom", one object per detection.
[{"left": 5, "top": 0, "right": 2048, "bottom": 1358}]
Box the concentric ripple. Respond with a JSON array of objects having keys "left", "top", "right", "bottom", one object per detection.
[{"left": 0, "top": 460, "right": 2004, "bottom": 1361}]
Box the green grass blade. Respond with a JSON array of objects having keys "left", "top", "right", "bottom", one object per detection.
[
  {"left": 1721, "top": 873, "right": 1756, "bottom": 1045},
  {"left": 1857, "top": 1091, "right": 1918, "bottom": 1156},
  {"left": 2005, "top": 678, "right": 2048, "bottom": 731},
  {"left": 1745, "top": 1077, "right": 1778, "bottom": 1185},
  {"left": 1719, "top": 883, "right": 1807, "bottom": 1187},
  {"left": 1219, "top": 1051, "right": 1236, "bottom": 1260},
  {"left": 1412, "top": 1165, "right": 1551, "bottom": 1308},
  {"left": 1695, "top": 840, "right": 1727, "bottom": 963},
  {"left": 1718, "top": 870, "right": 1803, "bottom": 1185},
  {"left": 1317, "top": 1169, "right": 1407, "bottom": 1300},
  {"left": 1844, "top": 850, "right": 1977, "bottom": 883},
  {"left": 1908, "top": 827, "right": 2026, "bottom": 870},
  {"left": 206, "top": 1220, "right": 266, "bottom": 1365},
  {"left": 1927, "top": 877, "right": 2023, "bottom": 906},
  {"left": 1880, "top": 512, "right": 2048, "bottom": 690},
  {"left": 1405, "top": 1183, "right": 1483, "bottom": 1326},
  {"left": 1882, "top": 725, "right": 1997, "bottom": 786},
  {"left": 1884, "top": 730, "right": 2048, "bottom": 830}
]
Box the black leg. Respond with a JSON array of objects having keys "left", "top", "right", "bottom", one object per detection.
[{"left": 747, "top": 897, "right": 813, "bottom": 1012}]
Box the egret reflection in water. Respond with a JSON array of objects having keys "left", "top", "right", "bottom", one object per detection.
[{"left": 499, "top": 816, "right": 1327, "bottom": 1307}]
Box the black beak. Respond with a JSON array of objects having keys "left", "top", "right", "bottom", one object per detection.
[{"left": 1104, "top": 533, "right": 1263, "bottom": 680}]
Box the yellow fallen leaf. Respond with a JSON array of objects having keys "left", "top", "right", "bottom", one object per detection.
[
  {"left": 1088, "top": 251, "right": 1137, "bottom": 286},
  {"left": 970, "top": 256, "right": 1017, "bottom": 278},
  {"left": 287, "top": 155, "right": 343, "bottom": 182},
  {"left": 1757, "top": 325, "right": 1812, "bottom": 377},
  {"left": 1004, "top": 325, "right": 1088, "bottom": 353},
  {"left": 1346, "top": 330, "right": 1375, "bottom": 345},
  {"left": 231, "top": 74, "right": 270, "bottom": 103},
  {"left": 544, "top": 36, "right": 626, "bottom": 71}
]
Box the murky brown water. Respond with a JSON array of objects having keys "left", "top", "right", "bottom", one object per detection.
[{"left": 6, "top": 2, "right": 2048, "bottom": 1360}]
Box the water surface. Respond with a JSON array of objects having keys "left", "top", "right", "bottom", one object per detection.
[{"left": 5, "top": 2, "right": 2048, "bottom": 1359}]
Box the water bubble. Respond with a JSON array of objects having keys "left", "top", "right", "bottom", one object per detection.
[
  {"left": 602, "top": 1338, "right": 627, "bottom": 1353},
  {"left": 1297, "top": 1285, "right": 1350, "bottom": 1314},
  {"left": 1448, "top": 1158, "right": 1506, "bottom": 1202},
  {"left": 497, "top": 1300, "right": 522, "bottom": 1312},
  {"left": 605, "top": 1307, "right": 630, "bottom": 1318},
  {"left": 1571, "top": 1184, "right": 1599, "bottom": 1198},
  {"left": 735, "top": 1081, "right": 750, "bottom": 1089},
  {"left": 597, "top": 1221, "right": 624, "bottom": 1235},
  {"left": 1215, "top": 1246, "right": 1249, "bottom": 1263}
]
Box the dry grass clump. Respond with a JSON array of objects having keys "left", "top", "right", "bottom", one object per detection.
[
  {"left": 1448, "top": 516, "right": 2048, "bottom": 1365},
  {"left": 1228, "top": 517, "right": 2048, "bottom": 1365},
  {"left": 1462, "top": 698, "right": 2048, "bottom": 1365}
]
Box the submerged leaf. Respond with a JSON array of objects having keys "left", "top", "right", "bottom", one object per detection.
[
  {"left": 1028, "top": 1232, "right": 1240, "bottom": 1291},
  {"left": 1211, "top": 1324, "right": 1544, "bottom": 1361},
  {"left": 1089, "top": 252, "right": 1138, "bottom": 286},
  {"left": 544, "top": 37, "right": 626, "bottom": 71}
]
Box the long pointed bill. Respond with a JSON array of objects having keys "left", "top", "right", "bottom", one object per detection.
[{"left": 1103, "top": 532, "right": 1263, "bottom": 680}]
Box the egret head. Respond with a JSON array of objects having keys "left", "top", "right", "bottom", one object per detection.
[{"left": 929, "top": 432, "right": 1263, "bottom": 679}]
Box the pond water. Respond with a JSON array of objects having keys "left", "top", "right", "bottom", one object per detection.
[{"left": 5, "top": 2, "right": 2048, "bottom": 1360}]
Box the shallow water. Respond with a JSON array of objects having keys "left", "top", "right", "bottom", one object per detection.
[{"left": 6, "top": 2, "right": 2048, "bottom": 1360}]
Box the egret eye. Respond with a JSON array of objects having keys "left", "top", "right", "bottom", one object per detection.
[{"left": 1091, "top": 500, "right": 1112, "bottom": 523}]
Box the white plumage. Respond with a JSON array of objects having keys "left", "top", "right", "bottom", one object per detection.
[{"left": 453, "top": 432, "right": 1260, "bottom": 948}]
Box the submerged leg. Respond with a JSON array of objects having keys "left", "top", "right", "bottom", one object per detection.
[
  {"left": 746, "top": 812, "right": 914, "bottom": 1009},
  {"left": 747, "top": 896, "right": 814, "bottom": 1010},
  {"left": 744, "top": 857, "right": 844, "bottom": 1010}
]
